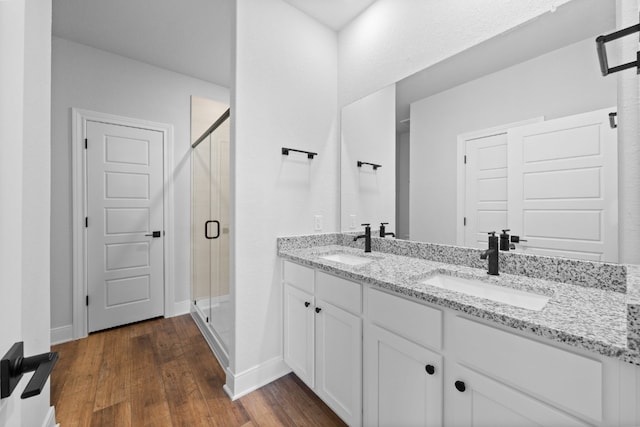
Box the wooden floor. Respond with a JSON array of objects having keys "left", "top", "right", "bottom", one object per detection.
[{"left": 51, "top": 315, "right": 346, "bottom": 427}]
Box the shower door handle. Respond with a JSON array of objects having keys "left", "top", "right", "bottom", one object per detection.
[{"left": 205, "top": 220, "right": 220, "bottom": 239}]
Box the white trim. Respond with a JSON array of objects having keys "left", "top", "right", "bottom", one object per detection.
[
  {"left": 456, "top": 117, "right": 544, "bottom": 246},
  {"left": 190, "top": 308, "right": 229, "bottom": 370},
  {"left": 223, "top": 356, "right": 291, "bottom": 400},
  {"left": 50, "top": 325, "right": 73, "bottom": 346},
  {"left": 172, "top": 300, "right": 191, "bottom": 316},
  {"left": 42, "top": 406, "right": 58, "bottom": 427},
  {"left": 71, "top": 108, "right": 175, "bottom": 339}
]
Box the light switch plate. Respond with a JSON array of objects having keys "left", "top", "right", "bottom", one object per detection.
[{"left": 314, "top": 215, "right": 323, "bottom": 231}]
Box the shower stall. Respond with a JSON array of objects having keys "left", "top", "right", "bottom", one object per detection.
[{"left": 191, "top": 106, "right": 232, "bottom": 366}]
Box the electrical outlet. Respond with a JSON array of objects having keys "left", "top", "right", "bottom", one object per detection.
[
  {"left": 314, "top": 215, "right": 323, "bottom": 231},
  {"left": 350, "top": 214, "right": 356, "bottom": 229}
]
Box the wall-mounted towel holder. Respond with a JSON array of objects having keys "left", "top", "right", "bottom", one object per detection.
[
  {"left": 596, "top": 18, "right": 640, "bottom": 76},
  {"left": 282, "top": 147, "right": 317, "bottom": 159},
  {"left": 357, "top": 161, "right": 381, "bottom": 170}
]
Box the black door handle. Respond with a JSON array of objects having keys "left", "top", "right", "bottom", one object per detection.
[
  {"left": 145, "top": 231, "right": 161, "bottom": 238},
  {"left": 315, "top": 307, "right": 322, "bottom": 313},
  {"left": 455, "top": 380, "right": 466, "bottom": 392},
  {"left": 205, "top": 220, "right": 221, "bottom": 239},
  {"left": 1, "top": 342, "right": 59, "bottom": 399},
  {"left": 304, "top": 301, "right": 311, "bottom": 307},
  {"left": 425, "top": 364, "right": 435, "bottom": 375}
]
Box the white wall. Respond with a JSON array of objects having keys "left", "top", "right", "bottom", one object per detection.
[
  {"left": 341, "top": 85, "right": 396, "bottom": 232},
  {"left": 231, "top": 0, "right": 338, "bottom": 396},
  {"left": 338, "top": 0, "right": 573, "bottom": 107},
  {"left": 51, "top": 38, "right": 230, "bottom": 331},
  {"left": 396, "top": 131, "right": 410, "bottom": 240},
  {"left": 616, "top": 0, "right": 640, "bottom": 264},
  {"left": 409, "top": 37, "right": 616, "bottom": 245}
]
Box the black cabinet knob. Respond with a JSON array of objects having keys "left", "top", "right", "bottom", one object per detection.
[
  {"left": 315, "top": 307, "right": 322, "bottom": 313},
  {"left": 425, "top": 364, "right": 435, "bottom": 375},
  {"left": 304, "top": 301, "right": 310, "bottom": 307},
  {"left": 455, "top": 380, "right": 466, "bottom": 392}
]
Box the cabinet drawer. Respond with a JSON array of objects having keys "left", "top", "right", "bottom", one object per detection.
[
  {"left": 368, "top": 288, "right": 442, "bottom": 350},
  {"left": 283, "top": 260, "right": 314, "bottom": 294},
  {"left": 316, "top": 272, "right": 361, "bottom": 315},
  {"left": 451, "top": 316, "right": 603, "bottom": 423}
]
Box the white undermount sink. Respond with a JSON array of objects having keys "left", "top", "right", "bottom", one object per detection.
[
  {"left": 320, "top": 253, "right": 372, "bottom": 266},
  {"left": 421, "top": 274, "right": 549, "bottom": 311}
]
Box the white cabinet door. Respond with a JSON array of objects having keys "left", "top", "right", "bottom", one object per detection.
[
  {"left": 283, "top": 283, "right": 315, "bottom": 388},
  {"left": 446, "top": 364, "right": 590, "bottom": 427},
  {"left": 364, "top": 324, "right": 443, "bottom": 427},
  {"left": 315, "top": 299, "right": 362, "bottom": 427}
]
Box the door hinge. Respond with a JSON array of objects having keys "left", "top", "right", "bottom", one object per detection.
[
  {"left": 85, "top": 138, "right": 88, "bottom": 149},
  {"left": 464, "top": 155, "right": 467, "bottom": 164},
  {"left": 609, "top": 112, "right": 617, "bottom": 129},
  {"left": 463, "top": 217, "right": 467, "bottom": 226},
  {"left": 206, "top": 317, "right": 209, "bottom": 323},
  {"left": 85, "top": 217, "right": 88, "bottom": 228},
  {"left": 86, "top": 295, "right": 89, "bottom": 306}
]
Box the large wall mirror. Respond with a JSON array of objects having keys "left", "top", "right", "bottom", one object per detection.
[{"left": 340, "top": 0, "right": 628, "bottom": 263}]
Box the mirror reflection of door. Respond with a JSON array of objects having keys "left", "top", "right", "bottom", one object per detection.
[{"left": 460, "top": 108, "right": 618, "bottom": 263}]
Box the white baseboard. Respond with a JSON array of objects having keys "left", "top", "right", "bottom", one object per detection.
[
  {"left": 42, "top": 406, "right": 58, "bottom": 427},
  {"left": 171, "top": 299, "right": 191, "bottom": 317},
  {"left": 50, "top": 325, "right": 73, "bottom": 345},
  {"left": 224, "top": 356, "right": 291, "bottom": 400}
]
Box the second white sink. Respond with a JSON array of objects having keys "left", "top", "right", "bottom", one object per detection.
[
  {"left": 421, "top": 274, "right": 549, "bottom": 311},
  {"left": 320, "top": 253, "right": 373, "bottom": 266}
]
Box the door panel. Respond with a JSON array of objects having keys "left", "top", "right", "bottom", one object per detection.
[
  {"left": 87, "top": 120, "right": 164, "bottom": 332},
  {"left": 464, "top": 133, "right": 509, "bottom": 248},
  {"left": 315, "top": 300, "right": 362, "bottom": 427},
  {"left": 447, "top": 364, "right": 590, "bottom": 427},
  {"left": 364, "top": 324, "right": 442, "bottom": 427},
  {"left": 508, "top": 108, "right": 618, "bottom": 262},
  {"left": 283, "top": 284, "right": 315, "bottom": 388}
]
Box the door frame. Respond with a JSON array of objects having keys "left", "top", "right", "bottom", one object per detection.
[
  {"left": 71, "top": 108, "right": 175, "bottom": 339},
  {"left": 456, "top": 117, "right": 544, "bottom": 246}
]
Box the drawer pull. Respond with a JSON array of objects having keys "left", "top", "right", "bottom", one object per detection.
[
  {"left": 315, "top": 307, "right": 322, "bottom": 314},
  {"left": 304, "top": 301, "right": 311, "bottom": 308},
  {"left": 425, "top": 364, "right": 435, "bottom": 375},
  {"left": 454, "top": 380, "right": 466, "bottom": 392}
]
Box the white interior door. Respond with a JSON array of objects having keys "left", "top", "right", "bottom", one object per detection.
[
  {"left": 463, "top": 133, "right": 509, "bottom": 248},
  {"left": 0, "top": 5, "right": 24, "bottom": 417},
  {"left": 86, "top": 120, "right": 164, "bottom": 332},
  {"left": 508, "top": 108, "right": 618, "bottom": 262}
]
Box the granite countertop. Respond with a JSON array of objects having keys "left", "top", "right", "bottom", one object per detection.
[{"left": 279, "top": 244, "right": 640, "bottom": 366}]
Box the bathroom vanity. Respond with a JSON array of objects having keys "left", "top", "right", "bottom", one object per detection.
[{"left": 278, "top": 233, "right": 640, "bottom": 427}]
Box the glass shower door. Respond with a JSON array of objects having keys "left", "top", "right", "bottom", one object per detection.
[
  {"left": 208, "top": 117, "right": 231, "bottom": 351},
  {"left": 191, "top": 109, "right": 231, "bottom": 358}
]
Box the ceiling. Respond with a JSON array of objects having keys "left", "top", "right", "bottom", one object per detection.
[
  {"left": 52, "top": 0, "right": 376, "bottom": 89},
  {"left": 52, "top": 0, "right": 233, "bottom": 87},
  {"left": 395, "top": 0, "right": 616, "bottom": 134},
  {"left": 282, "top": 0, "right": 377, "bottom": 30}
]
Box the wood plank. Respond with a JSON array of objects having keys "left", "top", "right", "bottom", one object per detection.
[
  {"left": 130, "top": 334, "right": 173, "bottom": 426},
  {"left": 90, "top": 401, "right": 132, "bottom": 427},
  {"left": 50, "top": 338, "right": 79, "bottom": 402},
  {"left": 93, "top": 326, "right": 131, "bottom": 411},
  {"left": 53, "top": 333, "right": 105, "bottom": 427},
  {"left": 161, "top": 355, "right": 213, "bottom": 425},
  {"left": 51, "top": 315, "right": 345, "bottom": 427}
]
